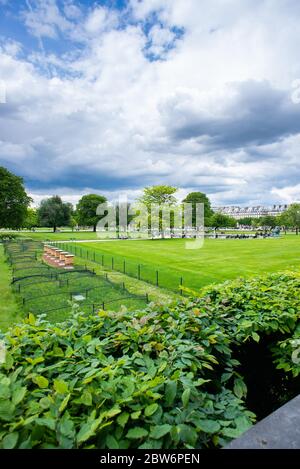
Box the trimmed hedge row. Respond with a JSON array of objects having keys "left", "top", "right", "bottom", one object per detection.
[{"left": 0, "top": 271, "right": 300, "bottom": 449}]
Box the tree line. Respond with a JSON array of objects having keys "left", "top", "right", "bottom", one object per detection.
[{"left": 1, "top": 165, "right": 300, "bottom": 233}]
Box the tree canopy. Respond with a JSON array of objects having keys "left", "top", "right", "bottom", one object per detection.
[
  {"left": 138, "top": 185, "right": 177, "bottom": 207},
  {"left": 38, "top": 196, "right": 72, "bottom": 232},
  {"left": 280, "top": 204, "right": 300, "bottom": 234},
  {"left": 23, "top": 208, "right": 38, "bottom": 229},
  {"left": 0, "top": 166, "right": 32, "bottom": 229},
  {"left": 183, "top": 191, "right": 213, "bottom": 226},
  {"left": 76, "top": 194, "right": 107, "bottom": 232},
  {"left": 210, "top": 212, "right": 237, "bottom": 229}
]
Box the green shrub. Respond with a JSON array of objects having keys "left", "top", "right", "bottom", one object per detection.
[
  {"left": 0, "top": 270, "right": 300, "bottom": 449},
  {"left": 0, "top": 233, "right": 20, "bottom": 241}
]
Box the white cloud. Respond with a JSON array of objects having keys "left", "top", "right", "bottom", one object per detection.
[
  {"left": 1, "top": 0, "right": 300, "bottom": 206},
  {"left": 84, "top": 6, "right": 118, "bottom": 35}
]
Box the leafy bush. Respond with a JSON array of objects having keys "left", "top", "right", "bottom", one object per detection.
[
  {"left": 0, "top": 271, "right": 300, "bottom": 449},
  {"left": 0, "top": 233, "right": 20, "bottom": 241}
]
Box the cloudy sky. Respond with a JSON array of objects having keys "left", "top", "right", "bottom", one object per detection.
[{"left": 1, "top": 0, "right": 300, "bottom": 207}]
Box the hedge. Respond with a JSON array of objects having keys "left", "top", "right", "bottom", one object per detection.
[{"left": 0, "top": 271, "right": 300, "bottom": 449}]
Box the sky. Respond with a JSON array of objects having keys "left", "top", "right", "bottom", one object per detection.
[{"left": 0, "top": 0, "right": 300, "bottom": 207}]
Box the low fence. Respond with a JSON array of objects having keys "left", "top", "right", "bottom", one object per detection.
[
  {"left": 52, "top": 242, "right": 185, "bottom": 295},
  {"left": 4, "top": 240, "right": 149, "bottom": 319}
]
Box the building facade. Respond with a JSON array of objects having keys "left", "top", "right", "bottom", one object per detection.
[{"left": 213, "top": 204, "right": 289, "bottom": 219}]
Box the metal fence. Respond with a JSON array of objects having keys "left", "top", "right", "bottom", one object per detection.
[{"left": 53, "top": 242, "right": 184, "bottom": 295}]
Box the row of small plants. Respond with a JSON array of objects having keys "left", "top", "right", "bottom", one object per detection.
[{"left": 0, "top": 271, "right": 300, "bottom": 449}]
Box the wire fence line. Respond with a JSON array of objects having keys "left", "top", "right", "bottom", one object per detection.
[
  {"left": 4, "top": 240, "right": 149, "bottom": 320},
  {"left": 51, "top": 241, "right": 185, "bottom": 295}
]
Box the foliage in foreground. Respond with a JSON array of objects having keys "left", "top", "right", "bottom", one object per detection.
[{"left": 1, "top": 271, "right": 300, "bottom": 449}]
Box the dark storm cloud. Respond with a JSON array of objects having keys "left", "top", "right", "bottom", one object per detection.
[{"left": 165, "top": 81, "right": 300, "bottom": 152}]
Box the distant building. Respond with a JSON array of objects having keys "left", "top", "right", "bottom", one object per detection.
[{"left": 213, "top": 204, "right": 290, "bottom": 220}]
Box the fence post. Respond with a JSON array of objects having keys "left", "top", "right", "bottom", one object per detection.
[
  {"left": 102, "top": 302, "right": 105, "bottom": 310},
  {"left": 156, "top": 270, "right": 159, "bottom": 287},
  {"left": 180, "top": 277, "right": 183, "bottom": 295},
  {"left": 123, "top": 260, "right": 126, "bottom": 274}
]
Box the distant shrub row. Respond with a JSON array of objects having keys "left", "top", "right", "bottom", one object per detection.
[{"left": 0, "top": 271, "right": 300, "bottom": 449}]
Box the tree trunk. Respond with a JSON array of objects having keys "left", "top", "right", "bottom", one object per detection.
[
  {"left": 53, "top": 226, "right": 56, "bottom": 232},
  {"left": 93, "top": 225, "right": 96, "bottom": 232}
]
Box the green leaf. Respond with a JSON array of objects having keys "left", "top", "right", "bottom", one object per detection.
[
  {"left": 126, "top": 427, "right": 148, "bottom": 439},
  {"left": 197, "top": 419, "right": 221, "bottom": 434},
  {"left": 117, "top": 412, "right": 129, "bottom": 428},
  {"left": 103, "top": 406, "right": 121, "bottom": 419},
  {"left": 0, "top": 384, "right": 10, "bottom": 400},
  {"left": 32, "top": 375, "right": 49, "bottom": 389},
  {"left": 182, "top": 388, "right": 191, "bottom": 408},
  {"left": 150, "top": 424, "right": 172, "bottom": 439},
  {"left": 222, "top": 427, "right": 244, "bottom": 439},
  {"left": 12, "top": 387, "right": 27, "bottom": 405},
  {"left": 76, "top": 417, "right": 103, "bottom": 444},
  {"left": 131, "top": 410, "right": 141, "bottom": 420},
  {"left": 233, "top": 378, "right": 247, "bottom": 399},
  {"left": 59, "top": 393, "right": 71, "bottom": 413},
  {"left": 251, "top": 332, "right": 260, "bottom": 342},
  {"left": 165, "top": 380, "right": 177, "bottom": 406},
  {"left": 54, "top": 379, "right": 68, "bottom": 394},
  {"left": 144, "top": 403, "right": 158, "bottom": 417},
  {"left": 0, "top": 400, "right": 15, "bottom": 421},
  {"left": 60, "top": 414, "right": 75, "bottom": 438},
  {"left": 106, "top": 435, "right": 119, "bottom": 449},
  {"left": 28, "top": 313, "right": 36, "bottom": 325},
  {"left": 177, "top": 424, "right": 198, "bottom": 446},
  {"left": 81, "top": 391, "right": 92, "bottom": 406},
  {"left": 2, "top": 432, "right": 18, "bottom": 449},
  {"left": 36, "top": 417, "right": 56, "bottom": 431}
]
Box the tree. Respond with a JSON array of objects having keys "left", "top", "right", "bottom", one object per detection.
[
  {"left": 69, "top": 216, "right": 77, "bottom": 232},
  {"left": 280, "top": 204, "right": 300, "bottom": 234},
  {"left": 0, "top": 166, "right": 32, "bottom": 229},
  {"left": 138, "top": 185, "right": 177, "bottom": 207},
  {"left": 76, "top": 194, "right": 107, "bottom": 232},
  {"left": 138, "top": 185, "right": 178, "bottom": 235},
  {"left": 38, "top": 196, "right": 72, "bottom": 232},
  {"left": 210, "top": 213, "right": 237, "bottom": 229},
  {"left": 23, "top": 208, "right": 38, "bottom": 230},
  {"left": 238, "top": 217, "right": 256, "bottom": 226},
  {"left": 258, "top": 215, "right": 277, "bottom": 228},
  {"left": 183, "top": 192, "right": 213, "bottom": 227}
]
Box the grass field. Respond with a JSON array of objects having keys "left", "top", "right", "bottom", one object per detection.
[
  {"left": 0, "top": 245, "right": 23, "bottom": 330},
  {"left": 66, "top": 235, "right": 300, "bottom": 292}
]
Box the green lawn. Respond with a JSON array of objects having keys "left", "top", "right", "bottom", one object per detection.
[
  {"left": 0, "top": 244, "right": 23, "bottom": 330},
  {"left": 71, "top": 235, "right": 300, "bottom": 292}
]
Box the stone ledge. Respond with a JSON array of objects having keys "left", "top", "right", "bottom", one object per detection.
[{"left": 225, "top": 394, "right": 300, "bottom": 449}]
